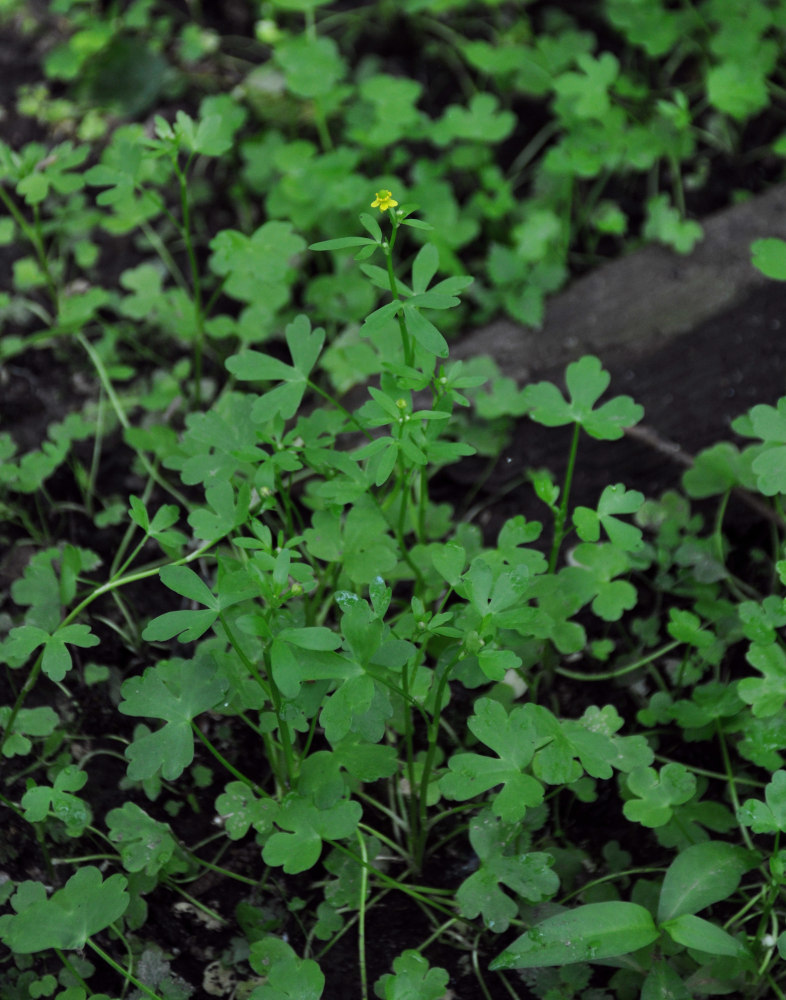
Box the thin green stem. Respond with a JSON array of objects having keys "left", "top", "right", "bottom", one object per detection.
[
  {"left": 414, "top": 653, "right": 458, "bottom": 870},
  {"left": 51, "top": 853, "right": 118, "bottom": 865},
  {"left": 725, "top": 883, "right": 768, "bottom": 934},
  {"left": 191, "top": 722, "right": 265, "bottom": 794},
  {"left": 173, "top": 157, "right": 206, "bottom": 409},
  {"left": 306, "top": 378, "right": 373, "bottom": 438},
  {"left": 496, "top": 969, "right": 526, "bottom": 1000},
  {"left": 420, "top": 918, "right": 464, "bottom": 956},
  {"left": 86, "top": 937, "right": 165, "bottom": 1000},
  {"left": 76, "top": 332, "right": 191, "bottom": 508},
  {"left": 471, "top": 942, "right": 496, "bottom": 1000},
  {"left": 55, "top": 949, "right": 92, "bottom": 992},
  {"left": 715, "top": 720, "right": 756, "bottom": 853},
  {"left": 108, "top": 470, "right": 158, "bottom": 580},
  {"left": 653, "top": 753, "right": 764, "bottom": 787},
  {"left": 84, "top": 388, "right": 106, "bottom": 515},
  {"left": 559, "top": 866, "right": 666, "bottom": 905},
  {"left": 765, "top": 975, "right": 786, "bottom": 1000},
  {"left": 221, "top": 610, "right": 296, "bottom": 791},
  {"left": 179, "top": 856, "right": 258, "bottom": 888},
  {"left": 356, "top": 800, "right": 410, "bottom": 839},
  {"left": 0, "top": 789, "right": 24, "bottom": 818},
  {"left": 548, "top": 421, "right": 581, "bottom": 573},
  {"left": 383, "top": 214, "right": 414, "bottom": 366},
  {"left": 0, "top": 186, "right": 59, "bottom": 311},
  {"left": 140, "top": 218, "right": 190, "bottom": 293},
  {"left": 400, "top": 657, "right": 420, "bottom": 853},
  {"left": 218, "top": 615, "right": 271, "bottom": 700},
  {"left": 356, "top": 830, "right": 369, "bottom": 1000},
  {"left": 329, "top": 842, "right": 458, "bottom": 917},
  {"left": 555, "top": 638, "right": 683, "bottom": 681},
  {"left": 313, "top": 886, "right": 394, "bottom": 960},
  {"left": 508, "top": 120, "right": 561, "bottom": 189},
  {"left": 164, "top": 877, "right": 228, "bottom": 926}
]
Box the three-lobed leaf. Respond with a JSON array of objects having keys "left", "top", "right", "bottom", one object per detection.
[
  {"left": 375, "top": 950, "right": 449, "bottom": 1000},
  {"left": 738, "top": 641, "right": 786, "bottom": 717},
  {"left": 2, "top": 623, "right": 99, "bottom": 682},
  {"left": 456, "top": 809, "right": 558, "bottom": 932},
  {"left": 739, "top": 770, "right": 786, "bottom": 835},
  {"left": 0, "top": 867, "right": 128, "bottom": 954},
  {"left": 119, "top": 657, "right": 229, "bottom": 780},
  {"left": 623, "top": 763, "right": 697, "bottom": 827},
  {"left": 573, "top": 483, "right": 644, "bottom": 550},
  {"left": 441, "top": 699, "right": 549, "bottom": 821},
  {"left": 524, "top": 355, "right": 643, "bottom": 439}
]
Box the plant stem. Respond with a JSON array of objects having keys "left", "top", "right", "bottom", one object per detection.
[
  {"left": 306, "top": 377, "right": 374, "bottom": 439},
  {"left": 191, "top": 722, "right": 265, "bottom": 794},
  {"left": 86, "top": 937, "right": 165, "bottom": 1000},
  {"left": 55, "top": 950, "right": 92, "bottom": 992},
  {"left": 417, "top": 917, "right": 461, "bottom": 953},
  {"left": 548, "top": 421, "right": 581, "bottom": 573},
  {"left": 356, "top": 830, "right": 369, "bottom": 1000},
  {"left": 716, "top": 720, "right": 756, "bottom": 853},
  {"left": 414, "top": 653, "right": 457, "bottom": 870},
  {"left": 471, "top": 942, "right": 496, "bottom": 1000},
  {"left": 384, "top": 213, "right": 414, "bottom": 366},
  {"left": 165, "top": 877, "right": 228, "bottom": 926},
  {"left": 555, "top": 638, "right": 683, "bottom": 681},
  {"left": 76, "top": 332, "right": 191, "bottom": 508},
  {"left": 173, "top": 157, "right": 206, "bottom": 409},
  {"left": 183, "top": 854, "right": 260, "bottom": 887},
  {"left": 0, "top": 186, "right": 60, "bottom": 311},
  {"left": 400, "top": 656, "right": 420, "bottom": 855},
  {"left": 329, "top": 842, "right": 458, "bottom": 917}
]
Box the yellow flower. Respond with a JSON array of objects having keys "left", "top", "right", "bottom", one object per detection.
[{"left": 371, "top": 189, "right": 398, "bottom": 212}]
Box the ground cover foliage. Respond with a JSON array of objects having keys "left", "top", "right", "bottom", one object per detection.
[{"left": 3, "top": 1, "right": 786, "bottom": 998}]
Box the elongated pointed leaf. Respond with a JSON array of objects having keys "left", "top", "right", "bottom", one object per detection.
[
  {"left": 403, "top": 305, "right": 449, "bottom": 358},
  {"left": 490, "top": 901, "right": 659, "bottom": 970},
  {"left": 359, "top": 212, "right": 382, "bottom": 242},
  {"left": 159, "top": 564, "right": 217, "bottom": 609},
  {"left": 657, "top": 841, "right": 758, "bottom": 922},
  {"left": 309, "top": 236, "right": 377, "bottom": 250},
  {"left": 661, "top": 913, "right": 751, "bottom": 959},
  {"left": 412, "top": 242, "right": 439, "bottom": 295},
  {"left": 225, "top": 350, "right": 295, "bottom": 382}
]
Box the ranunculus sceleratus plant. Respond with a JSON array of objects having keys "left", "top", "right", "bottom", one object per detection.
[{"left": 4, "top": 185, "right": 786, "bottom": 1000}]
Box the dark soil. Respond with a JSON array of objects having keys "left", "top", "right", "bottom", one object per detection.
[{"left": 451, "top": 278, "right": 786, "bottom": 541}]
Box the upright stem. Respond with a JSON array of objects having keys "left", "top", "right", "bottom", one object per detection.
[
  {"left": 218, "top": 614, "right": 296, "bottom": 790},
  {"left": 548, "top": 422, "right": 581, "bottom": 572},
  {"left": 0, "top": 187, "right": 59, "bottom": 312},
  {"left": 540, "top": 421, "right": 581, "bottom": 686},
  {"left": 174, "top": 158, "right": 205, "bottom": 409},
  {"left": 400, "top": 658, "right": 420, "bottom": 852},
  {"left": 356, "top": 830, "right": 369, "bottom": 1000},
  {"left": 384, "top": 215, "right": 414, "bottom": 366},
  {"left": 86, "top": 938, "right": 165, "bottom": 1000},
  {"left": 0, "top": 536, "right": 220, "bottom": 760},
  {"left": 191, "top": 723, "right": 265, "bottom": 795},
  {"left": 413, "top": 653, "right": 457, "bottom": 870},
  {"left": 716, "top": 720, "right": 756, "bottom": 854},
  {"left": 76, "top": 332, "right": 191, "bottom": 508}
]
